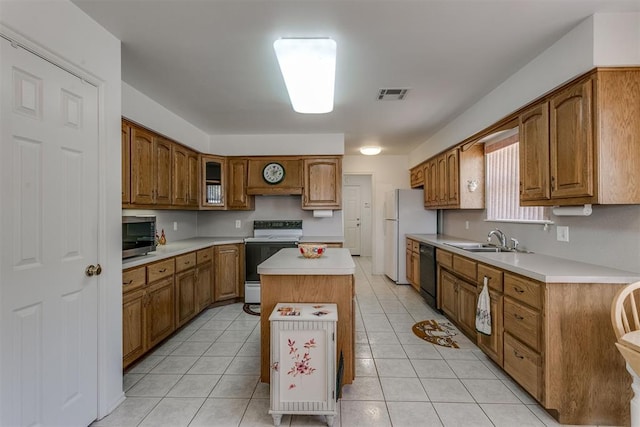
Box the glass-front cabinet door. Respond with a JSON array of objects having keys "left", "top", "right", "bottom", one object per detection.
[{"left": 200, "top": 155, "right": 226, "bottom": 208}]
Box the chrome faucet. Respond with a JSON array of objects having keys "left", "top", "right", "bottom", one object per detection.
[{"left": 487, "top": 229, "right": 507, "bottom": 249}]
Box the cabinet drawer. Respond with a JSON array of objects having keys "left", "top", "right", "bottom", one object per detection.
[
  {"left": 477, "top": 264, "right": 503, "bottom": 293},
  {"left": 147, "top": 259, "right": 175, "bottom": 282},
  {"left": 453, "top": 255, "right": 477, "bottom": 282},
  {"left": 436, "top": 249, "right": 453, "bottom": 269},
  {"left": 122, "top": 266, "right": 145, "bottom": 293},
  {"left": 504, "top": 273, "right": 542, "bottom": 309},
  {"left": 175, "top": 252, "right": 196, "bottom": 272},
  {"left": 504, "top": 333, "right": 542, "bottom": 402},
  {"left": 412, "top": 241, "right": 420, "bottom": 252},
  {"left": 197, "top": 247, "right": 213, "bottom": 264},
  {"left": 504, "top": 298, "right": 541, "bottom": 352}
]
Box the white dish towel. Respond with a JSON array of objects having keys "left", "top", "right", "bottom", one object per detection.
[{"left": 476, "top": 276, "right": 492, "bottom": 335}]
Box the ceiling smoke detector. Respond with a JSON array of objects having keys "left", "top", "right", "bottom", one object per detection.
[{"left": 377, "top": 88, "right": 409, "bottom": 101}]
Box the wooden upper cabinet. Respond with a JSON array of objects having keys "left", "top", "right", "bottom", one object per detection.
[
  {"left": 130, "top": 126, "right": 156, "bottom": 205},
  {"left": 436, "top": 154, "right": 447, "bottom": 205},
  {"left": 424, "top": 158, "right": 438, "bottom": 207},
  {"left": 410, "top": 164, "right": 425, "bottom": 188},
  {"left": 122, "top": 121, "right": 131, "bottom": 204},
  {"left": 445, "top": 148, "right": 459, "bottom": 206},
  {"left": 302, "top": 157, "right": 342, "bottom": 209},
  {"left": 172, "top": 144, "right": 199, "bottom": 207},
  {"left": 227, "top": 157, "right": 254, "bottom": 210},
  {"left": 200, "top": 155, "right": 226, "bottom": 209},
  {"left": 519, "top": 103, "right": 550, "bottom": 202},
  {"left": 246, "top": 157, "right": 303, "bottom": 195},
  {"left": 154, "top": 137, "right": 173, "bottom": 205},
  {"left": 549, "top": 76, "right": 594, "bottom": 199}
]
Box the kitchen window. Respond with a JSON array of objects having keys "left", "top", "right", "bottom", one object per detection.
[{"left": 485, "top": 135, "right": 549, "bottom": 223}]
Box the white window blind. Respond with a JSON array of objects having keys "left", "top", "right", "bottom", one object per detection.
[{"left": 485, "top": 142, "right": 548, "bottom": 222}]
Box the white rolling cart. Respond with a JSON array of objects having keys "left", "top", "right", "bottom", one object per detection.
[{"left": 269, "top": 303, "right": 338, "bottom": 426}]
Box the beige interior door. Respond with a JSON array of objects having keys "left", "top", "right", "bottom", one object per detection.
[
  {"left": 343, "top": 185, "right": 361, "bottom": 255},
  {"left": 0, "top": 37, "right": 99, "bottom": 426}
]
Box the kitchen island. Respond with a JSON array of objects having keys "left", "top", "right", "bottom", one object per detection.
[{"left": 258, "top": 248, "right": 356, "bottom": 385}]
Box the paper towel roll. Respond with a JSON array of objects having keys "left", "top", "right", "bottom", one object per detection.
[
  {"left": 313, "top": 210, "right": 334, "bottom": 218},
  {"left": 552, "top": 204, "right": 592, "bottom": 216}
]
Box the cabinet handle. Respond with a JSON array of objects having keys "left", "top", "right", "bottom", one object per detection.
[
  {"left": 513, "top": 286, "right": 525, "bottom": 294},
  {"left": 513, "top": 350, "right": 524, "bottom": 360},
  {"left": 551, "top": 176, "right": 556, "bottom": 190},
  {"left": 123, "top": 279, "right": 133, "bottom": 285},
  {"left": 514, "top": 314, "right": 524, "bottom": 320},
  {"left": 184, "top": 261, "right": 190, "bottom": 265},
  {"left": 158, "top": 268, "right": 167, "bottom": 273}
]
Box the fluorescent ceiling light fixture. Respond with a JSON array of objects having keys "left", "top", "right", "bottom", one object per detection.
[
  {"left": 273, "top": 38, "right": 336, "bottom": 114},
  {"left": 360, "top": 146, "right": 382, "bottom": 155}
]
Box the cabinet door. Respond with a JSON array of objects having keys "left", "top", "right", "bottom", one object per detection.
[
  {"left": 187, "top": 151, "right": 199, "bottom": 206},
  {"left": 227, "top": 158, "right": 253, "bottom": 209},
  {"left": 550, "top": 77, "right": 594, "bottom": 199},
  {"left": 196, "top": 261, "right": 213, "bottom": 311},
  {"left": 411, "top": 251, "right": 420, "bottom": 292},
  {"left": 405, "top": 247, "right": 413, "bottom": 285},
  {"left": 425, "top": 158, "right": 438, "bottom": 207},
  {"left": 436, "top": 154, "right": 448, "bottom": 205},
  {"left": 130, "top": 126, "right": 155, "bottom": 204},
  {"left": 172, "top": 144, "right": 189, "bottom": 206},
  {"left": 214, "top": 244, "right": 240, "bottom": 301},
  {"left": 122, "top": 288, "right": 145, "bottom": 368},
  {"left": 302, "top": 157, "right": 342, "bottom": 209},
  {"left": 121, "top": 121, "right": 131, "bottom": 204},
  {"left": 440, "top": 270, "right": 457, "bottom": 319},
  {"left": 154, "top": 137, "right": 173, "bottom": 205},
  {"left": 457, "top": 280, "right": 477, "bottom": 337},
  {"left": 146, "top": 276, "right": 175, "bottom": 348},
  {"left": 175, "top": 268, "right": 197, "bottom": 327},
  {"left": 519, "top": 103, "right": 550, "bottom": 202},
  {"left": 445, "top": 148, "right": 459, "bottom": 206},
  {"left": 477, "top": 289, "right": 504, "bottom": 366},
  {"left": 201, "top": 155, "right": 226, "bottom": 208}
]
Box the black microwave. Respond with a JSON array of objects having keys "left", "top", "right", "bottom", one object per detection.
[{"left": 122, "top": 216, "right": 157, "bottom": 259}]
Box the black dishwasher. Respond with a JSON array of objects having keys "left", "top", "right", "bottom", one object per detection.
[{"left": 419, "top": 243, "right": 437, "bottom": 310}]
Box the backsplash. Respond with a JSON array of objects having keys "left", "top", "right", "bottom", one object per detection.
[
  {"left": 443, "top": 204, "right": 640, "bottom": 273},
  {"left": 124, "top": 195, "right": 343, "bottom": 242}
]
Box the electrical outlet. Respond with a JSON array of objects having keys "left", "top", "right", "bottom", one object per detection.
[
  {"left": 173, "top": 221, "right": 178, "bottom": 231},
  {"left": 556, "top": 226, "right": 569, "bottom": 242},
  {"left": 235, "top": 220, "right": 241, "bottom": 229},
  {"left": 465, "top": 221, "right": 469, "bottom": 230}
]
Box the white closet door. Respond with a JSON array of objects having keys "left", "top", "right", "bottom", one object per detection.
[{"left": 0, "top": 37, "right": 99, "bottom": 426}]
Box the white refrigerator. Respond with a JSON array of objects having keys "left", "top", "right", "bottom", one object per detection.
[{"left": 383, "top": 189, "right": 437, "bottom": 284}]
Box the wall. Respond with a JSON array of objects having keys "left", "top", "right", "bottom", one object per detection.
[
  {"left": 343, "top": 155, "right": 410, "bottom": 274},
  {"left": 0, "top": 0, "right": 123, "bottom": 418},
  {"left": 197, "top": 196, "right": 343, "bottom": 237},
  {"left": 210, "top": 134, "right": 344, "bottom": 156},
  {"left": 407, "top": 12, "right": 640, "bottom": 274},
  {"left": 343, "top": 174, "right": 373, "bottom": 256},
  {"left": 122, "top": 82, "right": 210, "bottom": 153}
]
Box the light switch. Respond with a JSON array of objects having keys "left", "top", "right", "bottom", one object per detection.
[
  {"left": 557, "top": 226, "right": 569, "bottom": 242},
  {"left": 235, "top": 220, "right": 241, "bottom": 229}
]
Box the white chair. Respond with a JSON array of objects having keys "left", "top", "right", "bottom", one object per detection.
[{"left": 612, "top": 281, "right": 640, "bottom": 427}]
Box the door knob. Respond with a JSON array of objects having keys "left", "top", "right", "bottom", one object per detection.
[{"left": 85, "top": 264, "right": 102, "bottom": 277}]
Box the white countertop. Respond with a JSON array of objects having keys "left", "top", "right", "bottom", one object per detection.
[
  {"left": 258, "top": 248, "right": 355, "bottom": 275},
  {"left": 122, "top": 236, "right": 244, "bottom": 268},
  {"left": 408, "top": 234, "right": 640, "bottom": 284}
]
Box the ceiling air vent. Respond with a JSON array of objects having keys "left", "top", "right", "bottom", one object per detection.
[{"left": 377, "top": 88, "right": 409, "bottom": 101}]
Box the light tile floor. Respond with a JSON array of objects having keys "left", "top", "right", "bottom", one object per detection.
[{"left": 93, "top": 257, "right": 610, "bottom": 427}]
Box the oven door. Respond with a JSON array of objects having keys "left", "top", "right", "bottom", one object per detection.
[{"left": 245, "top": 241, "right": 298, "bottom": 283}]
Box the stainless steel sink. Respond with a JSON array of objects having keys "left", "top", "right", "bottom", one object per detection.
[{"left": 444, "top": 242, "right": 508, "bottom": 253}]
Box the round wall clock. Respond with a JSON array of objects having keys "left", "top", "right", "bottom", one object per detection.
[{"left": 262, "top": 162, "right": 285, "bottom": 184}]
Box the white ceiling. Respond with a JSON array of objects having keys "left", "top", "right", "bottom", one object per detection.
[{"left": 73, "top": 0, "right": 639, "bottom": 155}]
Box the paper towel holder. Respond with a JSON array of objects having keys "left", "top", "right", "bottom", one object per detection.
[{"left": 551, "top": 204, "right": 592, "bottom": 217}]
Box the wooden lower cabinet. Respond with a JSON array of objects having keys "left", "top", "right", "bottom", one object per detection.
[
  {"left": 405, "top": 238, "right": 420, "bottom": 291},
  {"left": 147, "top": 276, "right": 176, "bottom": 348},
  {"left": 214, "top": 244, "right": 243, "bottom": 302},
  {"left": 122, "top": 288, "right": 145, "bottom": 367},
  {"left": 436, "top": 247, "right": 631, "bottom": 425},
  {"left": 123, "top": 245, "right": 219, "bottom": 369}
]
